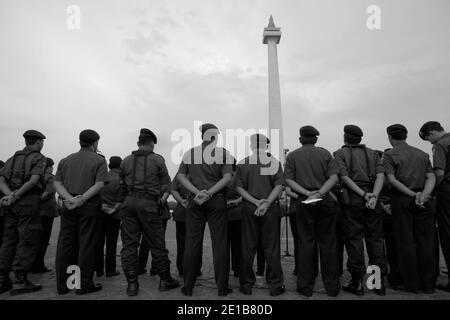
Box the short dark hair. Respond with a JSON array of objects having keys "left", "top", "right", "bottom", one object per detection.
[
  {"left": 300, "top": 136, "right": 318, "bottom": 145},
  {"left": 25, "top": 138, "right": 40, "bottom": 146},
  {"left": 138, "top": 134, "right": 154, "bottom": 145},
  {"left": 80, "top": 140, "right": 94, "bottom": 148},
  {"left": 344, "top": 134, "right": 362, "bottom": 145}
]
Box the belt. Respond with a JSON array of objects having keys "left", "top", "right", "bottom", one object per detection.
[{"left": 127, "top": 191, "right": 159, "bottom": 201}]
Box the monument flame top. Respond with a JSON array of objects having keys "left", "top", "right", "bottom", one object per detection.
[{"left": 263, "top": 15, "right": 281, "bottom": 44}]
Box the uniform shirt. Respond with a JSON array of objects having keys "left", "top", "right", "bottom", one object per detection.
[
  {"left": 101, "top": 169, "right": 121, "bottom": 207},
  {"left": 177, "top": 142, "right": 233, "bottom": 191},
  {"left": 383, "top": 142, "right": 433, "bottom": 190},
  {"left": 0, "top": 146, "right": 46, "bottom": 190},
  {"left": 433, "top": 133, "right": 450, "bottom": 180},
  {"left": 54, "top": 148, "right": 108, "bottom": 195},
  {"left": 120, "top": 150, "right": 171, "bottom": 197},
  {"left": 39, "top": 173, "right": 58, "bottom": 217},
  {"left": 334, "top": 145, "right": 385, "bottom": 186},
  {"left": 284, "top": 145, "right": 338, "bottom": 190},
  {"left": 235, "top": 153, "right": 284, "bottom": 200}
]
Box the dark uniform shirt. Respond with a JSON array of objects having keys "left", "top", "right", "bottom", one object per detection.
[
  {"left": 334, "top": 145, "right": 385, "bottom": 186},
  {"left": 54, "top": 149, "right": 108, "bottom": 195},
  {"left": 100, "top": 169, "right": 122, "bottom": 219},
  {"left": 39, "top": 173, "right": 58, "bottom": 217},
  {"left": 383, "top": 142, "right": 433, "bottom": 190},
  {"left": 284, "top": 145, "right": 338, "bottom": 190},
  {"left": 120, "top": 150, "right": 171, "bottom": 197},
  {"left": 235, "top": 153, "right": 284, "bottom": 200},
  {"left": 433, "top": 133, "right": 450, "bottom": 180},
  {"left": 101, "top": 169, "right": 121, "bottom": 207},
  {"left": 177, "top": 142, "right": 233, "bottom": 191},
  {"left": 0, "top": 146, "right": 46, "bottom": 191}
]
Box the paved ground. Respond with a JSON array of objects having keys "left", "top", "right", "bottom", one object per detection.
[{"left": 1, "top": 217, "right": 449, "bottom": 300}]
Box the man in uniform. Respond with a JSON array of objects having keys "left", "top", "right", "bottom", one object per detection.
[
  {"left": 236, "top": 133, "right": 285, "bottom": 296},
  {"left": 383, "top": 124, "right": 436, "bottom": 293},
  {"left": 334, "top": 125, "right": 387, "bottom": 296},
  {"left": 119, "top": 128, "right": 179, "bottom": 297},
  {"left": 54, "top": 129, "right": 108, "bottom": 295},
  {"left": 285, "top": 125, "right": 341, "bottom": 297},
  {"left": 31, "top": 157, "right": 58, "bottom": 273},
  {"left": 177, "top": 123, "right": 233, "bottom": 297},
  {"left": 95, "top": 156, "right": 123, "bottom": 278},
  {"left": 378, "top": 149, "right": 403, "bottom": 288},
  {"left": 137, "top": 190, "right": 171, "bottom": 276},
  {"left": 419, "top": 121, "right": 450, "bottom": 291},
  {"left": 0, "top": 130, "right": 46, "bottom": 295}
]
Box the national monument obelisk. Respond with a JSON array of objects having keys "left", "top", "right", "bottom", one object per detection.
[{"left": 263, "top": 15, "right": 285, "bottom": 162}]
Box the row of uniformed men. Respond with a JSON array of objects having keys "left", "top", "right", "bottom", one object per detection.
[{"left": 0, "top": 121, "right": 449, "bottom": 297}]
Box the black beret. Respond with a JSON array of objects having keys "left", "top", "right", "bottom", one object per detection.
[
  {"left": 387, "top": 124, "right": 408, "bottom": 140},
  {"left": 0, "top": 160, "right": 4, "bottom": 169},
  {"left": 23, "top": 130, "right": 46, "bottom": 140},
  {"left": 344, "top": 125, "right": 363, "bottom": 138},
  {"left": 299, "top": 125, "right": 320, "bottom": 137},
  {"left": 139, "top": 128, "right": 157, "bottom": 144},
  {"left": 79, "top": 129, "right": 100, "bottom": 143},
  {"left": 199, "top": 123, "right": 219, "bottom": 135},
  {"left": 250, "top": 133, "right": 270, "bottom": 146},
  {"left": 45, "top": 157, "right": 54, "bottom": 167},
  {"left": 109, "top": 156, "right": 122, "bottom": 168},
  {"left": 419, "top": 121, "right": 442, "bottom": 140}
]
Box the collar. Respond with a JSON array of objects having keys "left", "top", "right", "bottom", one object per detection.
[
  {"left": 79, "top": 147, "right": 95, "bottom": 153},
  {"left": 343, "top": 143, "right": 366, "bottom": 148},
  {"left": 132, "top": 149, "right": 153, "bottom": 156}
]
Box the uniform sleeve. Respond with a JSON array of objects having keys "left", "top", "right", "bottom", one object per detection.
[
  {"left": 425, "top": 154, "right": 434, "bottom": 174},
  {"left": 272, "top": 161, "right": 285, "bottom": 186},
  {"left": 177, "top": 151, "right": 190, "bottom": 175},
  {"left": 383, "top": 153, "right": 396, "bottom": 175},
  {"left": 95, "top": 159, "right": 108, "bottom": 183},
  {"left": 374, "top": 152, "right": 385, "bottom": 174},
  {"left": 326, "top": 153, "right": 339, "bottom": 177},
  {"left": 0, "top": 157, "right": 13, "bottom": 180},
  {"left": 158, "top": 158, "right": 172, "bottom": 186},
  {"left": 433, "top": 143, "right": 447, "bottom": 171},
  {"left": 30, "top": 154, "right": 46, "bottom": 177},
  {"left": 54, "top": 158, "right": 65, "bottom": 182},
  {"left": 284, "top": 153, "right": 295, "bottom": 180},
  {"left": 45, "top": 175, "right": 56, "bottom": 194},
  {"left": 334, "top": 150, "right": 349, "bottom": 176}
]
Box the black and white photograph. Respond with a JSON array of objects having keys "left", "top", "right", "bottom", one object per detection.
[{"left": 0, "top": 0, "right": 449, "bottom": 316}]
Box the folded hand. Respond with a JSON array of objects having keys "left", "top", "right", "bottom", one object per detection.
[{"left": 194, "top": 190, "right": 211, "bottom": 206}]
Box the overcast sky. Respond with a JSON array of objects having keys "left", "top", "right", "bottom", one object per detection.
[{"left": 1, "top": 0, "right": 449, "bottom": 176}]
